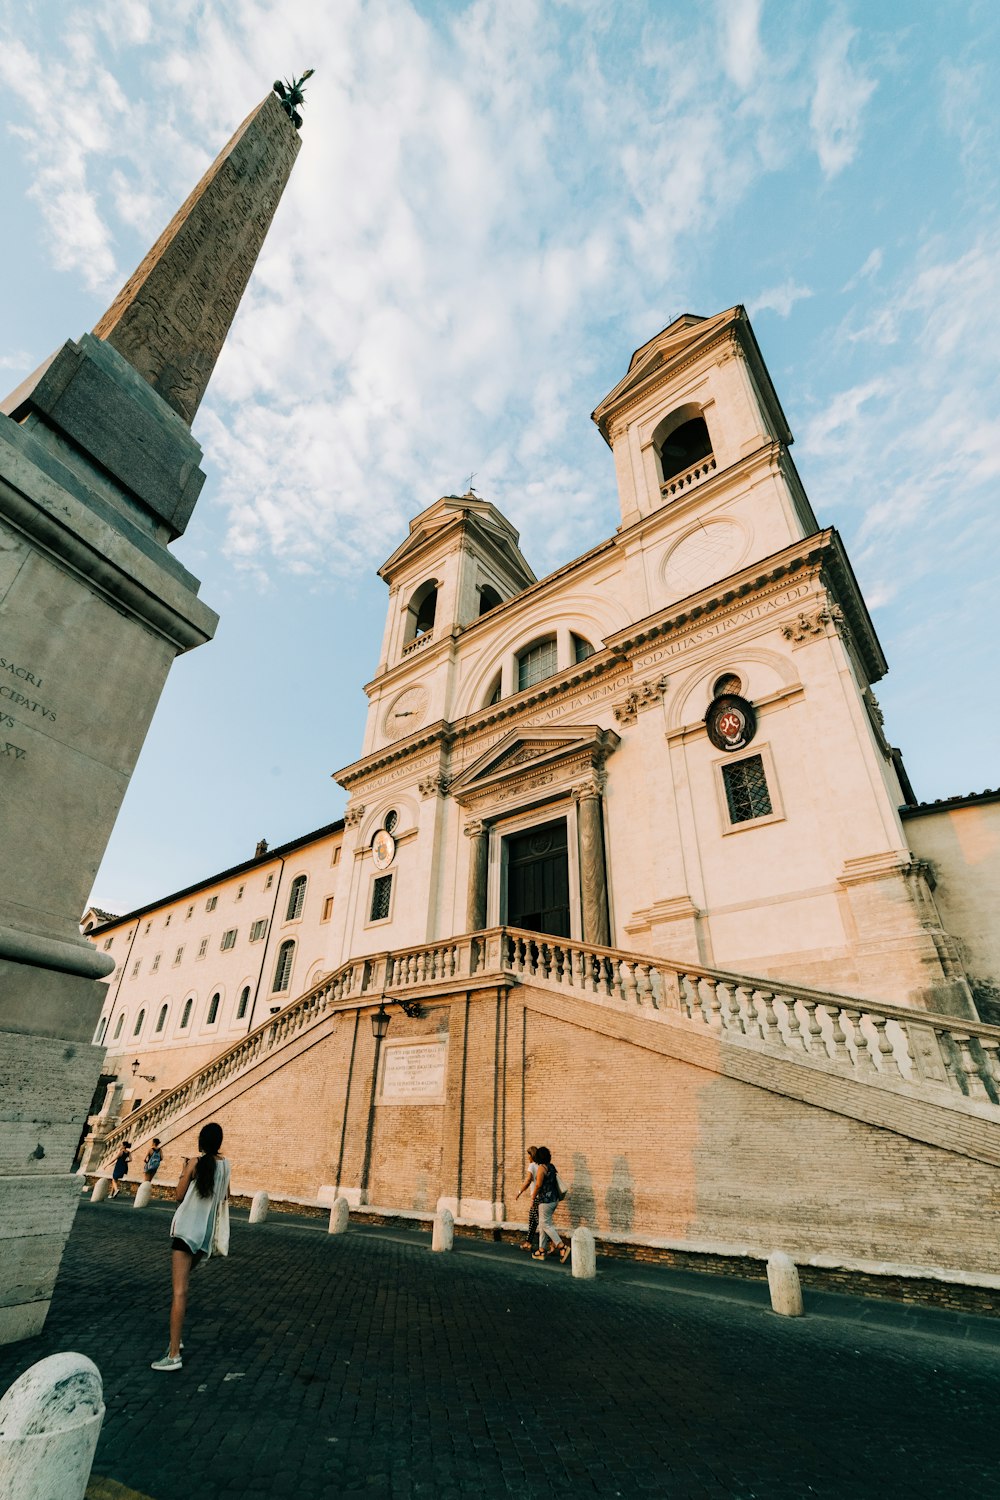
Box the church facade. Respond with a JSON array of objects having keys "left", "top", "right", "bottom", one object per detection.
[{"left": 85, "top": 309, "right": 1000, "bottom": 1281}]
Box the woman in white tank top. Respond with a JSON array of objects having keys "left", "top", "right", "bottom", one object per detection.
[{"left": 151, "top": 1121, "right": 230, "bottom": 1372}]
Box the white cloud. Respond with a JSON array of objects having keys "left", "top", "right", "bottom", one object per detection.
[
  {"left": 810, "top": 19, "right": 876, "bottom": 177},
  {"left": 747, "top": 280, "right": 813, "bottom": 318},
  {"left": 842, "top": 247, "right": 882, "bottom": 293},
  {"left": 719, "top": 0, "right": 764, "bottom": 93}
]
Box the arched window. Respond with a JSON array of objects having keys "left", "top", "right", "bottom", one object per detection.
[
  {"left": 237, "top": 985, "right": 251, "bottom": 1020},
  {"left": 155, "top": 1004, "right": 168, "bottom": 1034},
  {"left": 655, "top": 409, "right": 713, "bottom": 486},
  {"left": 94, "top": 1016, "right": 107, "bottom": 1045},
  {"left": 485, "top": 673, "right": 502, "bottom": 707},
  {"left": 713, "top": 671, "right": 742, "bottom": 698},
  {"left": 133, "top": 1008, "right": 145, "bottom": 1038},
  {"left": 383, "top": 809, "right": 398, "bottom": 834},
  {"left": 479, "top": 584, "right": 502, "bottom": 616},
  {"left": 572, "top": 634, "right": 595, "bottom": 664},
  {"left": 404, "top": 579, "right": 438, "bottom": 645},
  {"left": 207, "top": 992, "right": 220, "bottom": 1024},
  {"left": 180, "top": 997, "right": 193, "bottom": 1029},
  {"left": 286, "top": 874, "right": 307, "bottom": 921},
  {"left": 272, "top": 940, "right": 295, "bottom": 994},
  {"left": 518, "top": 636, "right": 558, "bottom": 692},
  {"left": 113, "top": 1014, "right": 124, "bottom": 1041}
]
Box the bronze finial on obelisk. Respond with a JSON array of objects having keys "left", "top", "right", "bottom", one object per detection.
[{"left": 94, "top": 87, "right": 308, "bottom": 427}]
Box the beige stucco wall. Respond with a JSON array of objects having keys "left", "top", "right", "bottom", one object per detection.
[{"left": 904, "top": 798, "right": 1000, "bottom": 1023}]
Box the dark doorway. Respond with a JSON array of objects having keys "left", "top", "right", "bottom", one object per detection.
[{"left": 505, "top": 820, "right": 570, "bottom": 937}]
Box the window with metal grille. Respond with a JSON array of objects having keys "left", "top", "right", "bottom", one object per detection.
[
  {"left": 155, "top": 1004, "right": 168, "bottom": 1033},
  {"left": 721, "top": 754, "right": 772, "bottom": 824},
  {"left": 220, "top": 928, "right": 237, "bottom": 951},
  {"left": 518, "top": 637, "right": 558, "bottom": 692},
  {"left": 207, "top": 992, "right": 220, "bottom": 1024},
  {"left": 272, "top": 940, "right": 295, "bottom": 993},
  {"left": 250, "top": 918, "right": 268, "bottom": 942},
  {"left": 237, "top": 985, "right": 251, "bottom": 1019},
  {"left": 370, "top": 874, "right": 393, "bottom": 922},
  {"left": 181, "top": 998, "right": 193, "bottom": 1028},
  {"left": 286, "top": 875, "right": 307, "bottom": 921}
]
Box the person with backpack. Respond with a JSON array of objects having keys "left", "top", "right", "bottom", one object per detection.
[
  {"left": 530, "top": 1146, "right": 570, "bottom": 1263},
  {"left": 143, "top": 1139, "right": 163, "bottom": 1182}
]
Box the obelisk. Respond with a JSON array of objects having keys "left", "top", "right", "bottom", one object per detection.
[{"left": 0, "top": 86, "right": 304, "bottom": 1343}]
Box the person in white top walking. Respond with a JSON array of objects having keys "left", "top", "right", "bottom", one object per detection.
[{"left": 151, "top": 1121, "right": 231, "bottom": 1372}]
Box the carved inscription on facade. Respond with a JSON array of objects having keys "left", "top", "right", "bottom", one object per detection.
[
  {"left": 631, "top": 582, "right": 813, "bottom": 670},
  {"left": 380, "top": 1041, "right": 448, "bottom": 1104},
  {"left": 0, "top": 650, "right": 53, "bottom": 763}
]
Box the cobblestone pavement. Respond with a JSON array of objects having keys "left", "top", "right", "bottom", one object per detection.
[{"left": 2, "top": 1200, "right": 999, "bottom": 1499}]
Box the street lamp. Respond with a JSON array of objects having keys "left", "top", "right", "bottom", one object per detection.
[
  {"left": 130, "top": 1059, "right": 156, "bottom": 1083},
  {"left": 371, "top": 1003, "right": 391, "bottom": 1040}
]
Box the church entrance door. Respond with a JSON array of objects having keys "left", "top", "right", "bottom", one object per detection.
[{"left": 504, "top": 820, "right": 571, "bottom": 938}]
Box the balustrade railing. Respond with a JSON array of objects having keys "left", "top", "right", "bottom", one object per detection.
[
  {"left": 498, "top": 927, "right": 1000, "bottom": 1114},
  {"left": 660, "top": 453, "right": 717, "bottom": 498},
  {"left": 97, "top": 925, "right": 1000, "bottom": 1166}
]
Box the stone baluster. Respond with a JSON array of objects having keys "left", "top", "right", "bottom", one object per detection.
[
  {"left": 752, "top": 989, "right": 781, "bottom": 1046},
  {"left": 701, "top": 978, "right": 723, "bottom": 1030},
  {"left": 621, "top": 960, "right": 638, "bottom": 1008},
  {"left": 953, "top": 1036, "right": 991, "bottom": 1100},
  {"left": 870, "top": 1016, "right": 899, "bottom": 1078},
  {"left": 781, "top": 997, "right": 806, "bottom": 1050},
  {"left": 717, "top": 981, "right": 741, "bottom": 1034},
  {"left": 978, "top": 1037, "right": 1000, "bottom": 1097},
  {"left": 841, "top": 1009, "right": 877, "bottom": 1076}
]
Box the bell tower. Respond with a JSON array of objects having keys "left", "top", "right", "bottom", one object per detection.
[{"left": 591, "top": 307, "right": 817, "bottom": 578}]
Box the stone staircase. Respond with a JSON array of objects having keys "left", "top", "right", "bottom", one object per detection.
[{"left": 96, "top": 926, "right": 1000, "bottom": 1172}]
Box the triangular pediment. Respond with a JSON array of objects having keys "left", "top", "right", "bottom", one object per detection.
[
  {"left": 591, "top": 306, "right": 740, "bottom": 440},
  {"left": 378, "top": 494, "right": 535, "bottom": 588},
  {"left": 450, "top": 724, "right": 620, "bottom": 805}
]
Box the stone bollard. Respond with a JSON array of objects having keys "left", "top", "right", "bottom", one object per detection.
[
  {"left": 570, "top": 1225, "right": 596, "bottom": 1279},
  {"left": 328, "top": 1197, "right": 350, "bottom": 1235},
  {"left": 766, "top": 1251, "right": 804, "bottom": 1316},
  {"left": 248, "top": 1191, "right": 269, "bottom": 1224},
  {"left": 432, "top": 1207, "right": 454, "bottom": 1252},
  {"left": 0, "top": 1353, "right": 104, "bottom": 1500},
  {"left": 133, "top": 1182, "right": 152, "bottom": 1210},
  {"left": 90, "top": 1177, "right": 110, "bottom": 1203}
]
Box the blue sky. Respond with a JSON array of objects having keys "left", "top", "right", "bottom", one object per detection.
[{"left": 1, "top": 0, "right": 998, "bottom": 913}]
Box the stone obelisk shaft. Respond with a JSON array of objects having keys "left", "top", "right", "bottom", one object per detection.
[{"left": 94, "top": 92, "right": 300, "bottom": 426}]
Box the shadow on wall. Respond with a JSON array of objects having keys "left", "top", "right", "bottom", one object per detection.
[
  {"left": 567, "top": 1152, "right": 596, "bottom": 1229},
  {"left": 412, "top": 1174, "right": 430, "bottom": 1213},
  {"left": 605, "top": 1155, "right": 635, "bottom": 1232}
]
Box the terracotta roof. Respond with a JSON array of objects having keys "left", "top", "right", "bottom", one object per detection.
[{"left": 901, "top": 789, "right": 1000, "bottom": 819}]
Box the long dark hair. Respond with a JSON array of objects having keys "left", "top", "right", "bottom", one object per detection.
[{"left": 194, "top": 1122, "right": 223, "bottom": 1199}]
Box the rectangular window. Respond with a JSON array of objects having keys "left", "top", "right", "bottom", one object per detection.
[
  {"left": 197, "top": 937, "right": 208, "bottom": 959},
  {"left": 131, "top": 960, "right": 141, "bottom": 978},
  {"left": 151, "top": 953, "right": 160, "bottom": 973},
  {"left": 250, "top": 919, "right": 268, "bottom": 942},
  {"left": 103, "top": 937, "right": 113, "bottom": 951},
  {"left": 721, "top": 754, "right": 773, "bottom": 825},
  {"left": 518, "top": 637, "right": 558, "bottom": 692},
  {"left": 264, "top": 872, "right": 274, "bottom": 890},
  {"left": 331, "top": 846, "right": 341, "bottom": 866},
  {"left": 370, "top": 874, "right": 393, "bottom": 922},
  {"left": 321, "top": 896, "right": 334, "bottom": 922},
  {"left": 173, "top": 946, "right": 184, "bottom": 966},
  {"left": 144, "top": 921, "right": 151, "bottom": 935},
  {"left": 236, "top": 884, "right": 245, "bottom": 901},
  {"left": 186, "top": 904, "right": 194, "bottom": 919},
  {"left": 220, "top": 928, "right": 237, "bottom": 951},
  {"left": 206, "top": 895, "right": 218, "bottom": 912},
  {"left": 164, "top": 913, "right": 171, "bottom": 926}
]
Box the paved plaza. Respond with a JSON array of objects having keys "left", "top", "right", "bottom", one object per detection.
[{"left": 2, "top": 1201, "right": 999, "bottom": 1500}]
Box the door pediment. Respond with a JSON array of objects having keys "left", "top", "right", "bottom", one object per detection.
[{"left": 450, "top": 724, "right": 620, "bottom": 811}]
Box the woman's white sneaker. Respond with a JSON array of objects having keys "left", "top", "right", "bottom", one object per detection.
[{"left": 151, "top": 1355, "right": 182, "bottom": 1372}]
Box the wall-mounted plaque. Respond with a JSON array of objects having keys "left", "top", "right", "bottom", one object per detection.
[
  {"left": 372, "top": 828, "right": 396, "bottom": 870},
  {"left": 380, "top": 1040, "right": 448, "bottom": 1104}
]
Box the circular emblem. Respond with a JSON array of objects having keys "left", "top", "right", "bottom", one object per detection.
[
  {"left": 706, "top": 693, "right": 757, "bottom": 752},
  {"left": 371, "top": 829, "right": 396, "bottom": 870}
]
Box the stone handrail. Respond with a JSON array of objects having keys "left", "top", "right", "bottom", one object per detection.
[
  {"left": 97, "top": 955, "right": 374, "bottom": 1165},
  {"left": 659, "top": 453, "right": 717, "bottom": 498},
  {"left": 494, "top": 928, "right": 1000, "bottom": 1113},
  {"left": 97, "top": 924, "right": 1000, "bottom": 1165}
]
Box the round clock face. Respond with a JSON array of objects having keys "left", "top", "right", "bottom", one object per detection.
[
  {"left": 371, "top": 829, "right": 396, "bottom": 870},
  {"left": 383, "top": 684, "right": 429, "bottom": 741}
]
